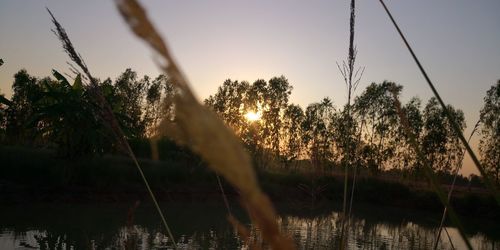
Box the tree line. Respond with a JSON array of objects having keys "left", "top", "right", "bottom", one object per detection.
[
  {"left": 204, "top": 77, "right": 499, "bottom": 183},
  {"left": 0, "top": 69, "right": 498, "bottom": 183}
]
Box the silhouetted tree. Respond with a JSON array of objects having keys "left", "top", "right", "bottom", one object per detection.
[
  {"left": 281, "top": 104, "right": 305, "bottom": 168},
  {"left": 395, "top": 97, "right": 424, "bottom": 175},
  {"left": 353, "top": 81, "right": 402, "bottom": 172},
  {"left": 422, "top": 97, "right": 465, "bottom": 174},
  {"left": 143, "top": 74, "right": 175, "bottom": 137},
  {"left": 479, "top": 80, "right": 500, "bottom": 183},
  {"left": 302, "top": 98, "right": 336, "bottom": 171},
  {"left": 113, "top": 68, "right": 149, "bottom": 138},
  {"left": 0, "top": 91, "right": 12, "bottom": 141},
  {"left": 205, "top": 77, "right": 293, "bottom": 168},
  {"left": 331, "top": 107, "right": 357, "bottom": 170},
  {"left": 263, "top": 76, "right": 292, "bottom": 157},
  {"left": 244, "top": 79, "right": 268, "bottom": 165},
  {"left": 5, "top": 69, "right": 41, "bottom": 144},
  {"left": 205, "top": 79, "right": 249, "bottom": 134}
]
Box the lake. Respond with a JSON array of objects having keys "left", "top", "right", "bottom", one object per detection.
[{"left": 0, "top": 201, "right": 498, "bottom": 249}]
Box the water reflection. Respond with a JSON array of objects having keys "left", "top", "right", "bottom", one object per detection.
[
  {"left": 280, "top": 215, "right": 496, "bottom": 250},
  {"left": 0, "top": 202, "right": 497, "bottom": 249}
]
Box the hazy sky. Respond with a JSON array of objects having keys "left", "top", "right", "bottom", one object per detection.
[{"left": 1, "top": 1, "right": 499, "bottom": 175}]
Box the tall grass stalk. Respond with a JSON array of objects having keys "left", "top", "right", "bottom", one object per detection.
[
  {"left": 378, "top": 0, "right": 500, "bottom": 205},
  {"left": 47, "top": 9, "right": 177, "bottom": 248},
  {"left": 115, "top": 0, "right": 295, "bottom": 249},
  {"left": 391, "top": 89, "right": 473, "bottom": 250},
  {"left": 336, "top": 0, "right": 364, "bottom": 248}
]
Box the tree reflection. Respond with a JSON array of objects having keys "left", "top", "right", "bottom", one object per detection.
[{"left": 1, "top": 204, "right": 497, "bottom": 249}]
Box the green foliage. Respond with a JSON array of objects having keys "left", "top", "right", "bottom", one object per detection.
[
  {"left": 29, "top": 70, "right": 110, "bottom": 157},
  {"left": 2, "top": 69, "right": 174, "bottom": 158}
]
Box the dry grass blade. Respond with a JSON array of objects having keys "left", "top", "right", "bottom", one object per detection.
[{"left": 115, "top": 0, "right": 295, "bottom": 249}]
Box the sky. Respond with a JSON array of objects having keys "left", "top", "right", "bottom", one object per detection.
[{"left": 1, "top": 1, "right": 499, "bottom": 176}]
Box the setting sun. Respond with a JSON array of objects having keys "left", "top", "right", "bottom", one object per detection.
[{"left": 245, "top": 111, "right": 261, "bottom": 122}]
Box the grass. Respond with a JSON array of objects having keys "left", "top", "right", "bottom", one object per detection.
[
  {"left": 0, "top": 145, "right": 214, "bottom": 199},
  {"left": 5, "top": 145, "right": 497, "bottom": 219}
]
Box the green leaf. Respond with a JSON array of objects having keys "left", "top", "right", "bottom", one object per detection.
[
  {"left": 72, "top": 74, "right": 83, "bottom": 93},
  {"left": 52, "top": 69, "right": 71, "bottom": 88}
]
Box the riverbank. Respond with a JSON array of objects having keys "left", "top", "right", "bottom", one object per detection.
[{"left": 1, "top": 146, "right": 498, "bottom": 221}]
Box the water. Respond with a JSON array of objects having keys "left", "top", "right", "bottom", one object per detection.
[{"left": 0, "top": 202, "right": 498, "bottom": 249}]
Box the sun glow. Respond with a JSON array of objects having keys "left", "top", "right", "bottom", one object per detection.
[{"left": 245, "top": 111, "right": 261, "bottom": 122}]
